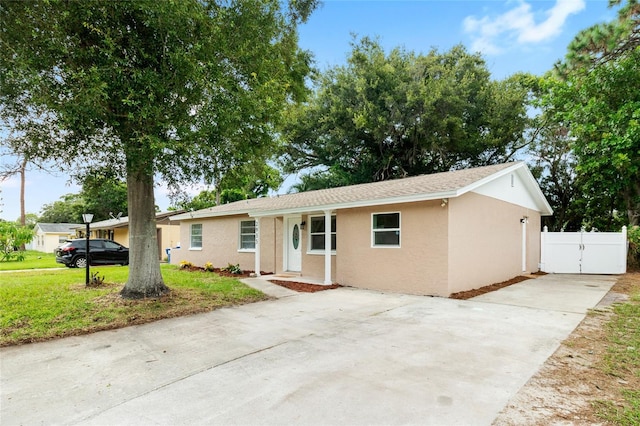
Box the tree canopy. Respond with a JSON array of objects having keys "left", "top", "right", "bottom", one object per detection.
[
  {"left": 38, "top": 169, "right": 128, "bottom": 223},
  {"left": 280, "top": 38, "right": 533, "bottom": 189},
  {"left": 1, "top": 0, "right": 317, "bottom": 297},
  {"left": 540, "top": 0, "right": 640, "bottom": 229}
]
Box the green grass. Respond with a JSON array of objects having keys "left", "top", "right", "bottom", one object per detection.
[
  {"left": 594, "top": 283, "right": 640, "bottom": 425},
  {"left": 0, "top": 264, "right": 269, "bottom": 346},
  {"left": 0, "top": 250, "right": 59, "bottom": 270}
]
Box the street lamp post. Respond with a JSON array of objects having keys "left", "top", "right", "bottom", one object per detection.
[{"left": 82, "top": 213, "right": 93, "bottom": 286}]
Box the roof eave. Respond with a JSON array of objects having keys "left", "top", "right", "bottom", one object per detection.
[{"left": 250, "top": 190, "right": 460, "bottom": 217}]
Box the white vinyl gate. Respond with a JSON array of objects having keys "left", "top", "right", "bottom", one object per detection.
[{"left": 540, "top": 226, "right": 628, "bottom": 274}]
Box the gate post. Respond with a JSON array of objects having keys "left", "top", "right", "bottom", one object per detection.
[
  {"left": 621, "top": 225, "right": 628, "bottom": 273},
  {"left": 540, "top": 226, "right": 548, "bottom": 272}
]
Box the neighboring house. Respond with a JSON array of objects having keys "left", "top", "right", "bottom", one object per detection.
[
  {"left": 170, "top": 162, "right": 553, "bottom": 297},
  {"left": 29, "top": 223, "right": 80, "bottom": 253},
  {"left": 84, "top": 211, "right": 183, "bottom": 260}
]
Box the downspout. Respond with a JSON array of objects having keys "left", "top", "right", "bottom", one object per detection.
[{"left": 521, "top": 216, "right": 528, "bottom": 272}]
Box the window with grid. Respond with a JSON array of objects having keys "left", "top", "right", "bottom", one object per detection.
[
  {"left": 190, "top": 224, "right": 202, "bottom": 249},
  {"left": 372, "top": 212, "right": 400, "bottom": 247},
  {"left": 239, "top": 220, "right": 256, "bottom": 250},
  {"left": 309, "top": 215, "right": 336, "bottom": 251}
]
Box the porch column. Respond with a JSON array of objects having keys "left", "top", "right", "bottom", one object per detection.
[
  {"left": 324, "top": 209, "right": 332, "bottom": 285},
  {"left": 254, "top": 218, "right": 261, "bottom": 277}
]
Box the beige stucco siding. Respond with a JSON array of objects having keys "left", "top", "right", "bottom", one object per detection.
[
  {"left": 336, "top": 201, "right": 449, "bottom": 296},
  {"left": 447, "top": 192, "right": 541, "bottom": 294},
  {"left": 170, "top": 215, "right": 276, "bottom": 273},
  {"left": 157, "top": 224, "right": 180, "bottom": 252},
  {"left": 33, "top": 233, "right": 74, "bottom": 253},
  {"left": 112, "top": 228, "right": 129, "bottom": 247}
]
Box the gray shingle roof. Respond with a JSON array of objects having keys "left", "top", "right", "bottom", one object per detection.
[
  {"left": 172, "top": 162, "right": 551, "bottom": 220},
  {"left": 36, "top": 223, "right": 81, "bottom": 233}
]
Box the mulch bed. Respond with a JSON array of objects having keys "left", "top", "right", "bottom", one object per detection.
[
  {"left": 180, "top": 266, "right": 272, "bottom": 278},
  {"left": 449, "top": 275, "right": 532, "bottom": 300},
  {"left": 268, "top": 280, "right": 342, "bottom": 293},
  {"left": 182, "top": 265, "right": 533, "bottom": 296},
  {"left": 180, "top": 266, "right": 340, "bottom": 293}
]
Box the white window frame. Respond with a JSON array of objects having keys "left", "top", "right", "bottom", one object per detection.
[
  {"left": 190, "top": 223, "right": 203, "bottom": 250},
  {"left": 307, "top": 214, "right": 337, "bottom": 255},
  {"left": 238, "top": 219, "right": 256, "bottom": 252},
  {"left": 371, "top": 212, "right": 401, "bottom": 248}
]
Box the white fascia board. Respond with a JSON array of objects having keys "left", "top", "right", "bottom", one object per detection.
[
  {"left": 460, "top": 162, "right": 553, "bottom": 215},
  {"left": 249, "top": 190, "right": 459, "bottom": 217},
  {"left": 455, "top": 162, "right": 524, "bottom": 196},
  {"left": 170, "top": 209, "right": 254, "bottom": 221}
]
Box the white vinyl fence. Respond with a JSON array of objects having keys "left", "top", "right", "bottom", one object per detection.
[{"left": 540, "top": 226, "right": 627, "bottom": 274}]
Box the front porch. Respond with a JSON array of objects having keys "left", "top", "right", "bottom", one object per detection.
[{"left": 252, "top": 210, "right": 336, "bottom": 285}]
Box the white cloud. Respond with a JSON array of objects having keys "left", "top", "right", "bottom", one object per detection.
[{"left": 463, "top": 0, "right": 586, "bottom": 54}]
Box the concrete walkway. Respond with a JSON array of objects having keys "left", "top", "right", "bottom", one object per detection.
[{"left": 0, "top": 274, "right": 617, "bottom": 425}]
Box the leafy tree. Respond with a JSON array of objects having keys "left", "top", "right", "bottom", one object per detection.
[
  {"left": 280, "top": 38, "right": 533, "bottom": 188},
  {"left": 557, "top": 0, "right": 639, "bottom": 74},
  {"left": 1, "top": 0, "right": 317, "bottom": 298},
  {"left": 76, "top": 168, "right": 128, "bottom": 222},
  {"left": 176, "top": 189, "right": 218, "bottom": 212},
  {"left": 546, "top": 0, "right": 640, "bottom": 228},
  {"left": 0, "top": 221, "right": 34, "bottom": 262},
  {"left": 0, "top": 51, "right": 61, "bottom": 231},
  {"left": 39, "top": 194, "right": 85, "bottom": 224},
  {"left": 17, "top": 213, "right": 38, "bottom": 228},
  {"left": 527, "top": 120, "right": 582, "bottom": 231},
  {"left": 174, "top": 163, "right": 283, "bottom": 210}
]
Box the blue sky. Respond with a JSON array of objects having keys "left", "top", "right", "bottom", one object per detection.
[{"left": 0, "top": 0, "right": 616, "bottom": 222}]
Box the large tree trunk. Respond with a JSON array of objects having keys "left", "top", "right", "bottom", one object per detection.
[{"left": 120, "top": 169, "right": 169, "bottom": 299}]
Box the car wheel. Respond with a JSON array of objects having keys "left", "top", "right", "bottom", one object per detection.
[{"left": 73, "top": 256, "right": 87, "bottom": 268}]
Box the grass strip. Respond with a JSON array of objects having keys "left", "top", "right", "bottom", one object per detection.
[
  {"left": 0, "top": 265, "right": 268, "bottom": 346},
  {"left": 594, "top": 276, "right": 640, "bottom": 425}
]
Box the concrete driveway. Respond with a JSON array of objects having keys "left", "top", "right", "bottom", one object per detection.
[{"left": 0, "top": 274, "right": 616, "bottom": 425}]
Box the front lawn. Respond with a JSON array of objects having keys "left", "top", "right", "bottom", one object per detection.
[
  {"left": 0, "top": 250, "right": 59, "bottom": 271},
  {"left": 0, "top": 264, "right": 268, "bottom": 346}
]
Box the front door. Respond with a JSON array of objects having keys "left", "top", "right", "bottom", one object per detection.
[{"left": 286, "top": 217, "right": 302, "bottom": 272}]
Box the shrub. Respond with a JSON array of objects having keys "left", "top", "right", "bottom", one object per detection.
[
  {"left": 204, "top": 262, "right": 215, "bottom": 272},
  {"left": 221, "top": 263, "right": 242, "bottom": 274},
  {"left": 0, "top": 222, "right": 34, "bottom": 262},
  {"left": 179, "top": 260, "right": 194, "bottom": 269},
  {"left": 87, "top": 271, "right": 106, "bottom": 287}
]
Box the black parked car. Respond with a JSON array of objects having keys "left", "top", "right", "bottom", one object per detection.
[{"left": 55, "top": 239, "right": 129, "bottom": 268}]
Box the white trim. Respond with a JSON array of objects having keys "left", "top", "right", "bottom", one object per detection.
[
  {"left": 371, "top": 211, "right": 401, "bottom": 248},
  {"left": 521, "top": 216, "right": 528, "bottom": 272},
  {"left": 251, "top": 191, "right": 458, "bottom": 218},
  {"left": 306, "top": 251, "right": 336, "bottom": 256},
  {"left": 307, "top": 214, "right": 336, "bottom": 253},
  {"left": 189, "top": 223, "right": 203, "bottom": 249},
  {"left": 254, "top": 218, "right": 261, "bottom": 277},
  {"left": 238, "top": 219, "right": 257, "bottom": 251},
  {"left": 283, "top": 215, "right": 302, "bottom": 272},
  {"left": 173, "top": 163, "right": 553, "bottom": 221},
  {"left": 323, "top": 210, "right": 332, "bottom": 285}
]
